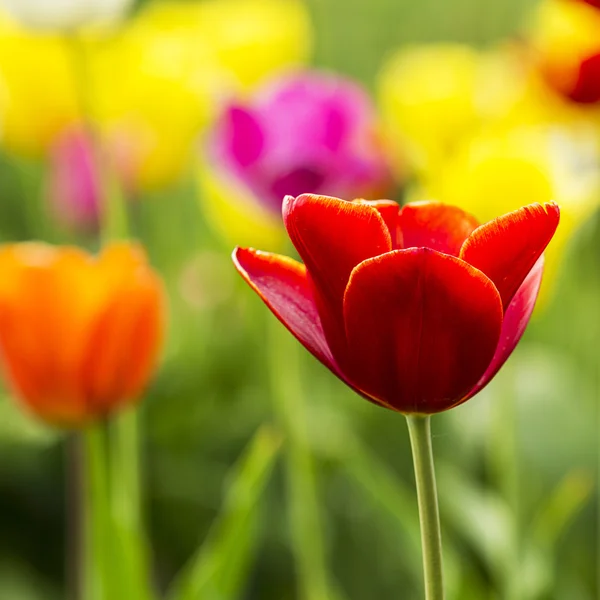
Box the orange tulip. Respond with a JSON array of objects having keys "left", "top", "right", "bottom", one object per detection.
[{"left": 0, "top": 242, "right": 165, "bottom": 426}]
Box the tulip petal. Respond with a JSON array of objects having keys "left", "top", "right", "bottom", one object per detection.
[
  {"left": 270, "top": 165, "right": 326, "bottom": 201},
  {"left": 463, "top": 257, "right": 544, "bottom": 402},
  {"left": 232, "top": 247, "right": 341, "bottom": 376},
  {"left": 353, "top": 199, "right": 402, "bottom": 248},
  {"left": 0, "top": 245, "right": 101, "bottom": 423},
  {"left": 225, "top": 106, "right": 265, "bottom": 168},
  {"left": 343, "top": 249, "right": 503, "bottom": 413},
  {"left": 460, "top": 202, "right": 559, "bottom": 309},
  {"left": 570, "top": 53, "right": 600, "bottom": 104},
  {"left": 80, "top": 270, "right": 165, "bottom": 415},
  {"left": 283, "top": 194, "right": 391, "bottom": 363},
  {"left": 398, "top": 201, "right": 480, "bottom": 256}
]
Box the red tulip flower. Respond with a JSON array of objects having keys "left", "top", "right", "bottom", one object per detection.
[
  {"left": 580, "top": 0, "right": 600, "bottom": 9},
  {"left": 233, "top": 194, "right": 559, "bottom": 414}
]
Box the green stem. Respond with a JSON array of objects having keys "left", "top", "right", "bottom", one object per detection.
[
  {"left": 81, "top": 425, "right": 112, "bottom": 600},
  {"left": 406, "top": 415, "right": 444, "bottom": 600},
  {"left": 67, "top": 29, "right": 149, "bottom": 596},
  {"left": 267, "top": 318, "right": 331, "bottom": 600},
  {"left": 109, "top": 407, "right": 153, "bottom": 599}
]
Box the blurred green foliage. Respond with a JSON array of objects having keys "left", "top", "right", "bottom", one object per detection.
[{"left": 0, "top": 0, "right": 598, "bottom": 599}]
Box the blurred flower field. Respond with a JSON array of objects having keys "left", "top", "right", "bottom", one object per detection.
[{"left": 0, "top": 0, "right": 598, "bottom": 599}]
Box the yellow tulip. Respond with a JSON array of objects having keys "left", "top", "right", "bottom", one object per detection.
[
  {"left": 0, "top": 0, "right": 312, "bottom": 190},
  {"left": 378, "top": 44, "right": 481, "bottom": 177},
  {"left": 0, "top": 13, "right": 80, "bottom": 154},
  {"left": 88, "top": 9, "right": 218, "bottom": 190},
  {"left": 377, "top": 40, "right": 600, "bottom": 179},
  {"left": 377, "top": 44, "right": 534, "bottom": 177},
  {"left": 412, "top": 123, "right": 600, "bottom": 296},
  {"left": 193, "top": 0, "right": 312, "bottom": 89}
]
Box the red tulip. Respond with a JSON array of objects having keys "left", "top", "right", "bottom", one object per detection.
[
  {"left": 233, "top": 194, "right": 559, "bottom": 414},
  {"left": 580, "top": 0, "right": 600, "bottom": 9}
]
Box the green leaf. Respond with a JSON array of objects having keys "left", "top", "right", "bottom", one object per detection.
[
  {"left": 519, "top": 469, "right": 593, "bottom": 599},
  {"left": 344, "top": 435, "right": 468, "bottom": 598},
  {"left": 436, "top": 464, "right": 512, "bottom": 588},
  {"left": 168, "top": 425, "right": 282, "bottom": 600}
]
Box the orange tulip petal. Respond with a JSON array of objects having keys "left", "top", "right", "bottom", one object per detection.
[
  {"left": 0, "top": 245, "right": 98, "bottom": 423},
  {"left": 0, "top": 242, "right": 165, "bottom": 426},
  {"left": 79, "top": 270, "right": 164, "bottom": 417},
  {"left": 233, "top": 246, "right": 341, "bottom": 376},
  {"left": 121, "top": 275, "right": 165, "bottom": 401},
  {"left": 460, "top": 202, "right": 559, "bottom": 309},
  {"left": 343, "top": 249, "right": 503, "bottom": 413},
  {"left": 0, "top": 301, "right": 55, "bottom": 417},
  {"left": 283, "top": 193, "right": 391, "bottom": 364}
]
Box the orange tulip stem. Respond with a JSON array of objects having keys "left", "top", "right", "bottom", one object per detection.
[
  {"left": 80, "top": 425, "right": 113, "bottom": 600},
  {"left": 67, "top": 33, "right": 143, "bottom": 595},
  {"left": 108, "top": 407, "right": 153, "bottom": 600},
  {"left": 406, "top": 415, "right": 445, "bottom": 600}
]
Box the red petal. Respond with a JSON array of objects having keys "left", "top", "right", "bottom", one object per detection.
[
  {"left": 232, "top": 247, "right": 340, "bottom": 376},
  {"left": 462, "top": 257, "right": 544, "bottom": 403},
  {"left": 460, "top": 202, "right": 559, "bottom": 309},
  {"left": 283, "top": 194, "right": 391, "bottom": 363},
  {"left": 398, "top": 201, "right": 480, "bottom": 256},
  {"left": 343, "top": 249, "right": 503, "bottom": 413},
  {"left": 352, "top": 199, "right": 402, "bottom": 248},
  {"left": 569, "top": 53, "right": 600, "bottom": 104}
]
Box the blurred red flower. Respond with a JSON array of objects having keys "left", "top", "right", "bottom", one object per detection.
[
  {"left": 0, "top": 242, "right": 165, "bottom": 426},
  {"left": 233, "top": 194, "right": 559, "bottom": 414},
  {"left": 545, "top": 52, "right": 600, "bottom": 104}
]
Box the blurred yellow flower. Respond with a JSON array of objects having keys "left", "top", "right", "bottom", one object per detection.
[
  {"left": 0, "top": 0, "right": 312, "bottom": 190},
  {"left": 193, "top": 0, "right": 312, "bottom": 89},
  {"left": 377, "top": 40, "right": 600, "bottom": 181},
  {"left": 88, "top": 8, "right": 217, "bottom": 190},
  {"left": 412, "top": 123, "right": 600, "bottom": 294},
  {"left": 378, "top": 44, "right": 480, "bottom": 177},
  {"left": 377, "top": 44, "right": 531, "bottom": 178},
  {"left": 0, "top": 13, "right": 80, "bottom": 154}
]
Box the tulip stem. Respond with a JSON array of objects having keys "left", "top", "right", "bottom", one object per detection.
[
  {"left": 406, "top": 415, "right": 444, "bottom": 600},
  {"left": 109, "top": 406, "right": 153, "bottom": 600},
  {"left": 80, "top": 425, "right": 112, "bottom": 600}
]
